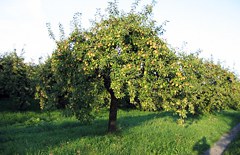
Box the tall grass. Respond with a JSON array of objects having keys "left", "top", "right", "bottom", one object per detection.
[{"left": 0, "top": 103, "right": 240, "bottom": 154}]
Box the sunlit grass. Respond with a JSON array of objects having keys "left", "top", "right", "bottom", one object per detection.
[{"left": 0, "top": 105, "right": 240, "bottom": 155}]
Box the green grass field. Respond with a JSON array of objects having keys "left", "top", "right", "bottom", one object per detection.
[{"left": 1, "top": 100, "right": 240, "bottom": 155}]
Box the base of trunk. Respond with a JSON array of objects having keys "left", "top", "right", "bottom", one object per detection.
[{"left": 108, "top": 94, "right": 118, "bottom": 133}]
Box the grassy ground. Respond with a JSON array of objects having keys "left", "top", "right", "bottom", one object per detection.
[
  {"left": 1, "top": 100, "right": 240, "bottom": 155},
  {"left": 224, "top": 132, "right": 240, "bottom": 155}
]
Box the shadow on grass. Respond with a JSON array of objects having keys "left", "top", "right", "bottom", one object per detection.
[
  {"left": 191, "top": 110, "right": 240, "bottom": 155},
  {"left": 216, "top": 110, "right": 240, "bottom": 129},
  {"left": 117, "top": 111, "right": 176, "bottom": 130},
  {"left": 1, "top": 108, "right": 239, "bottom": 154},
  {"left": 183, "top": 110, "right": 240, "bottom": 129},
  {"left": 0, "top": 118, "right": 108, "bottom": 154},
  {"left": 0, "top": 111, "right": 170, "bottom": 154},
  {"left": 193, "top": 137, "right": 210, "bottom": 155}
]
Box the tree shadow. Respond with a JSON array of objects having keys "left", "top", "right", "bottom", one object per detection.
[
  {"left": 117, "top": 111, "right": 176, "bottom": 130},
  {"left": 181, "top": 110, "right": 240, "bottom": 129},
  {"left": 0, "top": 111, "right": 171, "bottom": 154},
  {"left": 216, "top": 110, "right": 240, "bottom": 129},
  {"left": 191, "top": 111, "right": 240, "bottom": 155},
  {"left": 0, "top": 118, "right": 108, "bottom": 154},
  {"left": 1, "top": 109, "right": 239, "bottom": 154},
  {"left": 193, "top": 136, "right": 210, "bottom": 155}
]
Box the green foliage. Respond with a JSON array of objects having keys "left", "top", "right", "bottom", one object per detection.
[
  {"left": 169, "top": 52, "right": 240, "bottom": 120},
  {"left": 41, "top": 0, "right": 180, "bottom": 125},
  {"left": 36, "top": 0, "right": 240, "bottom": 126},
  {"left": 0, "top": 51, "right": 36, "bottom": 110},
  {"left": 35, "top": 57, "right": 62, "bottom": 110}
]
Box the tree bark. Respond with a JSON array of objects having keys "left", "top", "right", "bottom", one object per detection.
[
  {"left": 108, "top": 91, "right": 118, "bottom": 132},
  {"left": 103, "top": 73, "right": 118, "bottom": 133}
]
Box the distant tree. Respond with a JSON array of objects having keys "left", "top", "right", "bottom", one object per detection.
[
  {"left": 35, "top": 57, "right": 69, "bottom": 110},
  {"left": 171, "top": 52, "right": 240, "bottom": 122},
  {"left": 0, "top": 51, "right": 35, "bottom": 110}
]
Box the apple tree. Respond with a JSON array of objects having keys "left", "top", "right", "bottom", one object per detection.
[
  {"left": 0, "top": 51, "right": 35, "bottom": 110},
  {"left": 46, "top": 1, "right": 180, "bottom": 132}
]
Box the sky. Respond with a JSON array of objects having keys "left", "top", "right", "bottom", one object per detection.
[{"left": 0, "top": 0, "right": 240, "bottom": 75}]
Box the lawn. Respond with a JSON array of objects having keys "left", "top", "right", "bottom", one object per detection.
[{"left": 1, "top": 100, "right": 240, "bottom": 154}]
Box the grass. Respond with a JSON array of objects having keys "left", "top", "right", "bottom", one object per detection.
[{"left": 1, "top": 100, "right": 240, "bottom": 155}]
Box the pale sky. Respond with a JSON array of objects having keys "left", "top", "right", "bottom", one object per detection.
[{"left": 0, "top": 0, "right": 240, "bottom": 75}]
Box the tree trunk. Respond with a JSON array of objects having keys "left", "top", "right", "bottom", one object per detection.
[
  {"left": 103, "top": 73, "right": 118, "bottom": 133},
  {"left": 108, "top": 92, "right": 118, "bottom": 132}
]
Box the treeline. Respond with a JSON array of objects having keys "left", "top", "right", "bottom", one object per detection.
[
  {"left": 0, "top": 52, "right": 37, "bottom": 110},
  {"left": 1, "top": 0, "right": 239, "bottom": 131},
  {"left": 1, "top": 44, "right": 239, "bottom": 116}
]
